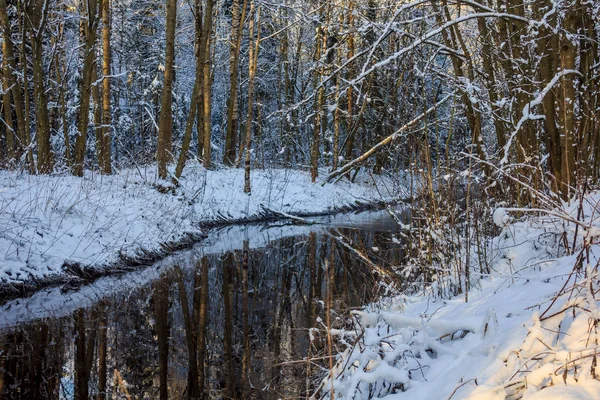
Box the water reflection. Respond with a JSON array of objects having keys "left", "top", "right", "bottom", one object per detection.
[{"left": 0, "top": 211, "right": 403, "bottom": 399}]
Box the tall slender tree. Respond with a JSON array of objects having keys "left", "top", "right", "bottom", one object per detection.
[
  {"left": 73, "top": 0, "right": 100, "bottom": 176},
  {"left": 157, "top": 0, "right": 177, "bottom": 179},
  {"left": 101, "top": 0, "right": 112, "bottom": 174}
]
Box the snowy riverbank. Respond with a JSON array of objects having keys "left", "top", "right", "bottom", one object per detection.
[
  {"left": 0, "top": 165, "right": 405, "bottom": 296},
  {"left": 320, "top": 193, "right": 600, "bottom": 399}
]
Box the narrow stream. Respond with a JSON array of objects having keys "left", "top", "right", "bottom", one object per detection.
[{"left": 0, "top": 210, "right": 404, "bottom": 399}]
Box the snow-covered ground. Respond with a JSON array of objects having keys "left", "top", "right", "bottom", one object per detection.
[
  {"left": 320, "top": 194, "right": 600, "bottom": 399},
  {"left": 0, "top": 165, "right": 404, "bottom": 291}
]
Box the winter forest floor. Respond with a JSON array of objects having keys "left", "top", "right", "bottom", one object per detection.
[
  {"left": 0, "top": 165, "right": 404, "bottom": 298},
  {"left": 3, "top": 165, "right": 600, "bottom": 400},
  {"left": 320, "top": 193, "right": 600, "bottom": 400}
]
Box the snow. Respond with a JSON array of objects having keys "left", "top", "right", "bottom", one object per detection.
[
  {"left": 493, "top": 207, "right": 510, "bottom": 227},
  {"left": 0, "top": 165, "right": 404, "bottom": 289},
  {"left": 319, "top": 193, "right": 600, "bottom": 399}
]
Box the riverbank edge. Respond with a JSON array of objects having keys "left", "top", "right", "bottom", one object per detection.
[{"left": 0, "top": 197, "right": 403, "bottom": 304}]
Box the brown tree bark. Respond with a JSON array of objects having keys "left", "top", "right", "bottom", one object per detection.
[
  {"left": 200, "top": 0, "right": 214, "bottom": 168},
  {"left": 344, "top": 1, "right": 355, "bottom": 164},
  {"left": 101, "top": 0, "right": 112, "bottom": 174},
  {"left": 556, "top": 7, "right": 577, "bottom": 199},
  {"left": 73, "top": 0, "right": 100, "bottom": 176},
  {"left": 157, "top": 0, "right": 177, "bottom": 179},
  {"left": 223, "top": 0, "right": 248, "bottom": 165},
  {"left": 1, "top": 66, "right": 15, "bottom": 165},
  {"left": 310, "top": 25, "right": 325, "bottom": 183},
  {"left": 174, "top": 0, "right": 203, "bottom": 181},
  {"left": 26, "top": 0, "right": 52, "bottom": 173},
  {"left": 243, "top": 2, "right": 260, "bottom": 194},
  {"left": 0, "top": 0, "right": 29, "bottom": 166}
]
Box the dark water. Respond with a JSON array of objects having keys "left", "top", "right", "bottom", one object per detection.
[{"left": 0, "top": 210, "right": 403, "bottom": 399}]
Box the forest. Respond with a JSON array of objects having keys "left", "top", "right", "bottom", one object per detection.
[
  {"left": 0, "top": 0, "right": 599, "bottom": 398},
  {"left": 0, "top": 0, "right": 594, "bottom": 195}
]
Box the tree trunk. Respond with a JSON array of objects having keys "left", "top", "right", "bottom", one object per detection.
[
  {"left": 73, "top": 0, "right": 99, "bottom": 176},
  {"left": 557, "top": 8, "right": 577, "bottom": 199},
  {"left": 27, "top": 0, "right": 52, "bottom": 173},
  {"left": 1, "top": 66, "right": 15, "bottom": 165},
  {"left": 101, "top": 0, "right": 112, "bottom": 174},
  {"left": 243, "top": 2, "right": 259, "bottom": 194},
  {"left": 223, "top": 0, "right": 248, "bottom": 165},
  {"left": 174, "top": 0, "right": 203, "bottom": 180},
  {"left": 310, "top": 25, "right": 325, "bottom": 183},
  {"left": 92, "top": 64, "right": 103, "bottom": 170},
  {"left": 21, "top": 14, "right": 33, "bottom": 171},
  {"left": 201, "top": 0, "right": 214, "bottom": 168},
  {"left": 157, "top": 0, "right": 177, "bottom": 179},
  {"left": 0, "top": 0, "right": 29, "bottom": 167}
]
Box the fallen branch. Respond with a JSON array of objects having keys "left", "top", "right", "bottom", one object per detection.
[
  {"left": 259, "top": 204, "right": 315, "bottom": 225},
  {"left": 323, "top": 93, "right": 453, "bottom": 184}
]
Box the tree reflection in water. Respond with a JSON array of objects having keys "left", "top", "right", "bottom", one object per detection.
[{"left": 0, "top": 222, "right": 403, "bottom": 399}]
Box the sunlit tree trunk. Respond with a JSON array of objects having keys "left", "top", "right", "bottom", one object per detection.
[
  {"left": 243, "top": 2, "right": 260, "bottom": 194},
  {"left": 310, "top": 24, "right": 325, "bottom": 183},
  {"left": 101, "top": 0, "right": 112, "bottom": 174},
  {"left": 200, "top": 0, "right": 214, "bottom": 168},
  {"left": 557, "top": 7, "right": 577, "bottom": 199},
  {"left": 223, "top": 0, "right": 247, "bottom": 165},
  {"left": 157, "top": 0, "right": 177, "bottom": 179},
  {"left": 536, "top": 3, "right": 562, "bottom": 194}
]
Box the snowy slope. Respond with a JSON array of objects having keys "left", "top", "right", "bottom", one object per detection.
[
  {"left": 319, "top": 193, "right": 600, "bottom": 399},
  {"left": 0, "top": 165, "right": 405, "bottom": 290}
]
